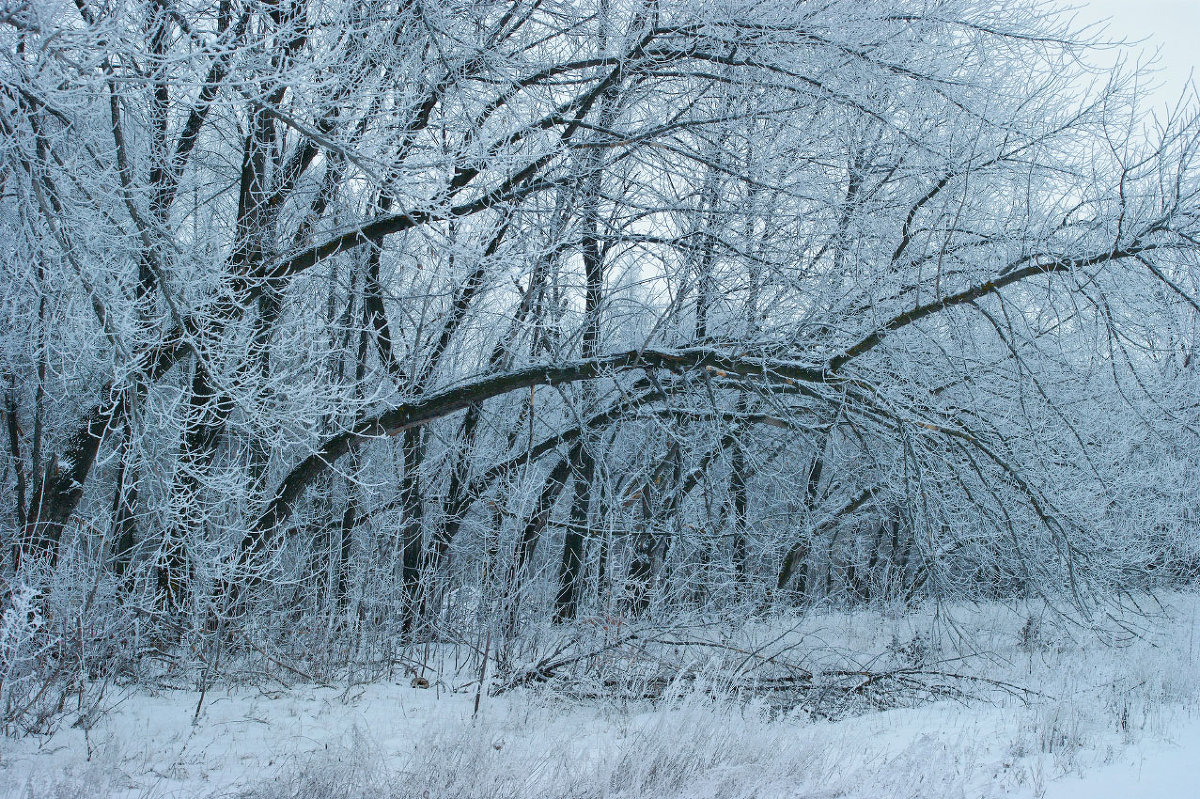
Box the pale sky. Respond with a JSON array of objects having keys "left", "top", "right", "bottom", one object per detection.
[{"left": 1074, "top": 0, "right": 1200, "bottom": 108}]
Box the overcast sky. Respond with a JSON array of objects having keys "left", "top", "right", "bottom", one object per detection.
[{"left": 1073, "top": 0, "right": 1200, "bottom": 108}]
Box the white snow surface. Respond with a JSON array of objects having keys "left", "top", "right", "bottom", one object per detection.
[
  {"left": 1042, "top": 716, "right": 1200, "bottom": 799},
  {"left": 4, "top": 596, "right": 1200, "bottom": 798}
]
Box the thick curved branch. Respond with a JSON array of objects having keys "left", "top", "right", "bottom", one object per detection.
[
  {"left": 828, "top": 242, "right": 1163, "bottom": 371},
  {"left": 245, "top": 348, "right": 828, "bottom": 550}
]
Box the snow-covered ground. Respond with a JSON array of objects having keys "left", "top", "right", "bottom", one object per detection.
[
  {"left": 1043, "top": 715, "right": 1200, "bottom": 799},
  {"left": 3, "top": 594, "right": 1199, "bottom": 798}
]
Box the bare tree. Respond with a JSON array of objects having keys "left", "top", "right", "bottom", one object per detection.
[{"left": 0, "top": 0, "right": 1198, "bottom": 675}]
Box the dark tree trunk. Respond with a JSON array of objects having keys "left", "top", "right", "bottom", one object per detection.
[
  {"left": 5, "top": 377, "right": 27, "bottom": 542},
  {"left": 399, "top": 429, "right": 427, "bottom": 634},
  {"left": 554, "top": 442, "right": 594, "bottom": 622}
]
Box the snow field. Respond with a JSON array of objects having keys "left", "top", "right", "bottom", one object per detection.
[{"left": 3, "top": 593, "right": 1199, "bottom": 798}]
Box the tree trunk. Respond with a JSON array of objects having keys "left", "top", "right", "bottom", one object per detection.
[{"left": 554, "top": 442, "right": 594, "bottom": 622}]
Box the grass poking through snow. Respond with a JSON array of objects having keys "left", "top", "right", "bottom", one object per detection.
[{"left": 3, "top": 592, "right": 1199, "bottom": 799}]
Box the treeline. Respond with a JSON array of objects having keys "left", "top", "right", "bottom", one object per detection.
[{"left": 0, "top": 0, "right": 1198, "bottom": 664}]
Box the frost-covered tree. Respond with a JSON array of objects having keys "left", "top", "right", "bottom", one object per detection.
[{"left": 0, "top": 0, "right": 1198, "bottom": 661}]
